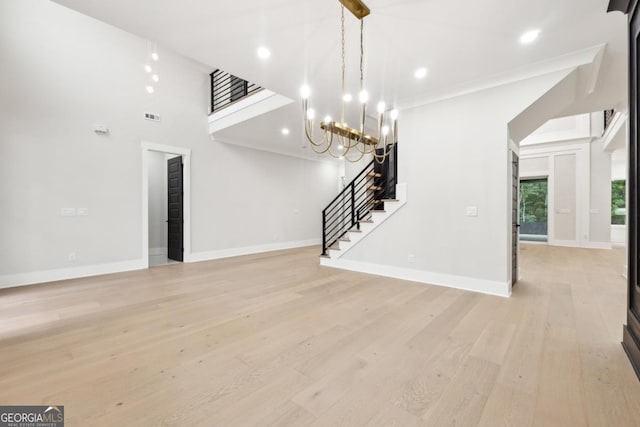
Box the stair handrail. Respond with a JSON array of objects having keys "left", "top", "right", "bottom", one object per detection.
[{"left": 322, "top": 159, "right": 387, "bottom": 255}]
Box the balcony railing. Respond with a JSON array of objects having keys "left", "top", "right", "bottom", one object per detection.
[
  {"left": 604, "top": 109, "right": 616, "bottom": 132},
  {"left": 210, "top": 69, "right": 262, "bottom": 113}
]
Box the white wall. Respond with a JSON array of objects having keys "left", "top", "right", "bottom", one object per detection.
[
  {"left": 0, "top": 0, "right": 339, "bottom": 287},
  {"left": 337, "top": 70, "right": 573, "bottom": 296},
  {"left": 519, "top": 114, "right": 612, "bottom": 248}
]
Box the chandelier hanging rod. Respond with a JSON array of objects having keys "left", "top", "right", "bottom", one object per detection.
[{"left": 339, "top": 0, "right": 370, "bottom": 19}]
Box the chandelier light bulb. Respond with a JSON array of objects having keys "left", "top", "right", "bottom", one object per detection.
[
  {"left": 359, "top": 90, "right": 369, "bottom": 104},
  {"left": 338, "top": 144, "right": 344, "bottom": 150},
  {"left": 145, "top": 85, "right": 154, "bottom": 94},
  {"left": 151, "top": 74, "right": 159, "bottom": 82},
  {"left": 377, "top": 101, "right": 386, "bottom": 114},
  {"left": 144, "top": 65, "right": 152, "bottom": 73},
  {"left": 300, "top": 85, "right": 311, "bottom": 99},
  {"left": 390, "top": 109, "right": 399, "bottom": 120},
  {"left": 382, "top": 125, "right": 390, "bottom": 136},
  {"left": 307, "top": 108, "right": 316, "bottom": 120},
  {"left": 151, "top": 52, "right": 159, "bottom": 61},
  {"left": 343, "top": 93, "right": 353, "bottom": 103},
  {"left": 324, "top": 115, "right": 332, "bottom": 124}
]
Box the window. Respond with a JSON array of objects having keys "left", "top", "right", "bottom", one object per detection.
[
  {"left": 520, "top": 178, "right": 548, "bottom": 242},
  {"left": 612, "top": 180, "right": 626, "bottom": 225}
]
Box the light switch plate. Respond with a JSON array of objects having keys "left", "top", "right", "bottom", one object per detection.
[
  {"left": 61, "top": 208, "right": 76, "bottom": 217},
  {"left": 77, "top": 208, "right": 89, "bottom": 216},
  {"left": 465, "top": 206, "right": 478, "bottom": 217}
]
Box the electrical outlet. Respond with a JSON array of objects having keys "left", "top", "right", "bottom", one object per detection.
[
  {"left": 68, "top": 252, "right": 76, "bottom": 261},
  {"left": 465, "top": 206, "right": 478, "bottom": 217},
  {"left": 77, "top": 208, "right": 89, "bottom": 216}
]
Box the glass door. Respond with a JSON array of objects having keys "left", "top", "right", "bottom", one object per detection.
[{"left": 519, "top": 178, "right": 548, "bottom": 242}]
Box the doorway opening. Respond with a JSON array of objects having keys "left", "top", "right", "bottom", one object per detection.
[
  {"left": 141, "top": 142, "right": 191, "bottom": 268},
  {"left": 519, "top": 178, "right": 549, "bottom": 243}
]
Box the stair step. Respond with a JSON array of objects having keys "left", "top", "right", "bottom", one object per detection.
[
  {"left": 348, "top": 228, "right": 362, "bottom": 233},
  {"left": 359, "top": 219, "right": 374, "bottom": 224},
  {"left": 319, "top": 254, "right": 331, "bottom": 258},
  {"left": 367, "top": 185, "right": 383, "bottom": 191},
  {"left": 382, "top": 198, "right": 399, "bottom": 202},
  {"left": 367, "top": 172, "right": 383, "bottom": 178},
  {"left": 339, "top": 237, "right": 351, "bottom": 242}
]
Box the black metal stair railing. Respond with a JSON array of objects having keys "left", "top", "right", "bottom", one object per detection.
[
  {"left": 321, "top": 160, "right": 387, "bottom": 256},
  {"left": 210, "top": 69, "right": 262, "bottom": 113}
]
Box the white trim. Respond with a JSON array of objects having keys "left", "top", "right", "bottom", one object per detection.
[
  {"left": 141, "top": 142, "right": 192, "bottom": 267},
  {"left": 0, "top": 259, "right": 146, "bottom": 290},
  {"left": 189, "top": 239, "right": 321, "bottom": 263},
  {"left": 320, "top": 258, "right": 511, "bottom": 298},
  {"left": 583, "top": 242, "right": 612, "bottom": 250},
  {"left": 550, "top": 239, "right": 583, "bottom": 248},
  {"left": 602, "top": 112, "right": 628, "bottom": 152},
  {"left": 326, "top": 184, "right": 408, "bottom": 259},
  {"left": 519, "top": 240, "right": 548, "bottom": 245}
]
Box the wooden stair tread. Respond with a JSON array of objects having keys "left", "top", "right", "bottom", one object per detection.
[
  {"left": 367, "top": 172, "right": 383, "bottom": 178},
  {"left": 367, "top": 186, "right": 383, "bottom": 191}
]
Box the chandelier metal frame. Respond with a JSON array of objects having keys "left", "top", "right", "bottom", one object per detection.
[{"left": 301, "top": 0, "right": 397, "bottom": 163}]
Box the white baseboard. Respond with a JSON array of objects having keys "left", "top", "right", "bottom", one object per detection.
[
  {"left": 0, "top": 259, "right": 146, "bottom": 290},
  {"left": 188, "top": 239, "right": 321, "bottom": 263},
  {"left": 320, "top": 257, "right": 511, "bottom": 298},
  {"left": 548, "top": 240, "right": 612, "bottom": 250},
  {"left": 583, "top": 242, "right": 612, "bottom": 250}
]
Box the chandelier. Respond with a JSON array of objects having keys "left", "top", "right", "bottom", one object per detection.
[{"left": 300, "top": 0, "right": 397, "bottom": 163}]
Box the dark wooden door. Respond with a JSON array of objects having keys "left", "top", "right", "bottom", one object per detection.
[
  {"left": 167, "top": 156, "right": 183, "bottom": 262},
  {"left": 624, "top": 0, "right": 640, "bottom": 379},
  {"left": 512, "top": 152, "right": 519, "bottom": 286}
]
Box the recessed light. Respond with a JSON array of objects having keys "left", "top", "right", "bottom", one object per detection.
[
  {"left": 144, "top": 65, "right": 152, "bottom": 73},
  {"left": 343, "top": 93, "right": 353, "bottom": 103},
  {"left": 281, "top": 128, "right": 290, "bottom": 135},
  {"left": 151, "top": 52, "right": 159, "bottom": 61},
  {"left": 520, "top": 29, "right": 541, "bottom": 44},
  {"left": 257, "top": 47, "right": 271, "bottom": 59},
  {"left": 414, "top": 67, "right": 428, "bottom": 79},
  {"left": 145, "top": 86, "right": 154, "bottom": 94},
  {"left": 151, "top": 74, "right": 159, "bottom": 82},
  {"left": 300, "top": 85, "right": 311, "bottom": 99}
]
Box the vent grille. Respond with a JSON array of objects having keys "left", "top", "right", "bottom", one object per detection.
[{"left": 144, "top": 112, "right": 161, "bottom": 122}]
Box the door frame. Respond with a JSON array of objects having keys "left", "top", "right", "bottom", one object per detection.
[
  {"left": 623, "top": 0, "right": 640, "bottom": 380},
  {"left": 141, "top": 141, "right": 192, "bottom": 268}
]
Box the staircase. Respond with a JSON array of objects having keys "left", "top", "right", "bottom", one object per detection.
[{"left": 320, "top": 145, "right": 406, "bottom": 260}]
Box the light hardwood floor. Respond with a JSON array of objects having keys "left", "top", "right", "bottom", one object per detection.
[{"left": 1, "top": 244, "right": 640, "bottom": 426}]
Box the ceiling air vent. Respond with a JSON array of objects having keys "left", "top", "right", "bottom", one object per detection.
[{"left": 144, "top": 112, "right": 161, "bottom": 122}]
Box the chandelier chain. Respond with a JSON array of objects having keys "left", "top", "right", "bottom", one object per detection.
[
  {"left": 360, "top": 18, "right": 364, "bottom": 89},
  {"left": 341, "top": 6, "right": 346, "bottom": 124}
]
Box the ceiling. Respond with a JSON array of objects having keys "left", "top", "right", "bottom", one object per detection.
[{"left": 54, "top": 0, "right": 628, "bottom": 159}]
